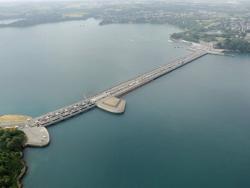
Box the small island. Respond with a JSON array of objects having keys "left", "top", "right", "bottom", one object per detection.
[{"left": 0, "top": 128, "right": 26, "bottom": 188}]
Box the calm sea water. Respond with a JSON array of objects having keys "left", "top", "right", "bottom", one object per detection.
[{"left": 0, "top": 19, "right": 250, "bottom": 188}]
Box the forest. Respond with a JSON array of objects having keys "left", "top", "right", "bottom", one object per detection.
[{"left": 0, "top": 129, "right": 26, "bottom": 188}]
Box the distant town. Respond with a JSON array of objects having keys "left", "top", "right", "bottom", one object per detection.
[{"left": 0, "top": 1, "right": 250, "bottom": 52}]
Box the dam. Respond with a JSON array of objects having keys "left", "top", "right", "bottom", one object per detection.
[
  {"left": 30, "top": 50, "right": 207, "bottom": 127},
  {"left": 12, "top": 45, "right": 222, "bottom": 146}
]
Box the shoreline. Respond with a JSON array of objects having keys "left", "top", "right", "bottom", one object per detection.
[
  {"left": 170, "top": 36, "right": 250, "bottom": 55},
  {"left": 17, "top": 156, "right": 27, "bottom": 188},
  {"left": 0, "top": 116, "right": 32, "bottom": 188},
  {"left": 0, "top": 128, "right": 27, "bottom": 188}
]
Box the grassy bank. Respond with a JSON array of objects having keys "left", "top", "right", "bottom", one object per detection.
[{"left": 0, "top": 128, "right": 26, "bottom": 188}]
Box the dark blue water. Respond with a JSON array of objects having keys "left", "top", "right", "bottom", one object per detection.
[{"left": 0, "top": 19, "right": 249, "bottom": 188}]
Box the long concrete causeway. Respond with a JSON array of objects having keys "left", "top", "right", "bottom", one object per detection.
[
  {"left": 16, "top": 48, "right": 218, "bottom": 146},
  {"left": 27, "top": 50, "right": 208, "bottom": 128}
]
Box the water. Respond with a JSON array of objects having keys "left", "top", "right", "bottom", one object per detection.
[{"left": 0, "top": 19, "right": 250, "bottom": 188}]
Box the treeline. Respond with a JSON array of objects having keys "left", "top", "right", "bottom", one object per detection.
[
  {"left": 171, "top": 32, "right": 200, "bottom": 43},
  {"left": 0, "top": 13, "right": 88, "bottom": 28},
  {"left": 217, "top": 38, "right": 250, "bottom": 53},
  {"left": 171, "top": 31, "right": 214, "bottom": 42},
  {"left": 0, "top": 129, "right": 26, "bottom": 188}
]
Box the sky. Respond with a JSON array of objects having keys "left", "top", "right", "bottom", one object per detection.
[
  {"left": 0, "top": 0, "right": 241, "bottom": 1},
  {"left": 0, "top": 0, "right": 243, "bottom": 3}
]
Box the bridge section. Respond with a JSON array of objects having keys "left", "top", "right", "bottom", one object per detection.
[{"left": 28, "top": 50, "right": 207, "bottom": 127}]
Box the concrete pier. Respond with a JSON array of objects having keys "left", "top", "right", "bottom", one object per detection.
[
  {"left": 22, "top": 127, "right": 49, "bottom": 147},
  {"left": 96, "top": 97, "right": 126, "bottom": 114}
]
